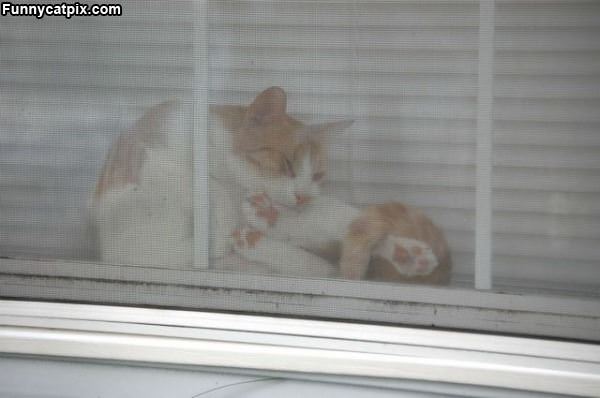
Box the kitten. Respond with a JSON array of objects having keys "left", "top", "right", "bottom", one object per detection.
[{"left": 91, "top": 87, "right": 450, "bottom": 284}]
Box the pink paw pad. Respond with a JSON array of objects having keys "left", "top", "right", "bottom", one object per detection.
[
  {"left": 416, "top": 258, "right": 429, "bottom": 272},
  {"left": 250, "top": 193, "right": 278, "bottom": 226},
  {"left": 250, "top": 193, "right": 268, "bottom": 206},
  {"left": 394, "top": 245, "right": 410, "bottom": 264},
  {"left": 374, "top": 236, "right": 438, "bottom": 277},
  {"left": 231, "top": 228, "right": 264, "bottom": 249},
  {"left": 257, "top": 207, "right": 278, "bottom": 226}
]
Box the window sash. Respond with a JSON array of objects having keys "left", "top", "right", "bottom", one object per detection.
[
  {"left": 0, "top": 300, "right": 599, "bottom": 396},
  {"left": 192, "top": 0, "right": 210, "bottom": 269},
  {"left": 1, "top": 257, "right": 599, "bottom": 341},
  {"left": 474, "top": 0, "right": 495, "bottom": 289}
]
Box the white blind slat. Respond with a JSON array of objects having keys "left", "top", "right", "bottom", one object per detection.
[
  {"left": 492, "top": 0, "right": 600, "bottom": 287},
  {"left": 0, "top": 1, "right": 194, "bottom": 261}
]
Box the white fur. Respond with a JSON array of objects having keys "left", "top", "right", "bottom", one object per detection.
[
  {"left": 255, "top": 195, "right": 361, "bottom": 251},
  {"left": 91, "top": 102, "right": 336, "bottom": 276},
  {"left": 233, "top": 227, "right": 336, "bottom": 278},
  {"left": 91, "top": 104, "right": 194, "bottom": 267},
  {"left": 91, "top": 102, "right": 437, "bottom": 278}
]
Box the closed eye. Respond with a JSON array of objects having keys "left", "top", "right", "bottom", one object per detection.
[{"left": 283, "top": 157, "right": 296, "bottom": 178}]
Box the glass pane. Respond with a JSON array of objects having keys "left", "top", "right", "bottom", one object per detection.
[
  {"left": 492, "top": 1, "right": 600, "bottom": 295},
  {"left": 206, "top": 1, "right": 477, "bottom": 285},
  {"left": 1, "top": 1, "right": 477, "bottom": 286},
  {"left": 1, "top": 1, "right": 195, "bottom": 262},
  {"left": 1, "top": 0, "right": 598, "bottom": 339}
]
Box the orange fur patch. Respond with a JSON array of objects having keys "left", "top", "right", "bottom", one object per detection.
[
  {"left": 229, "top": 87, "right": 327, "bottom": 180},
  {"left": 349, "top": 218, "right": 369, "bottom": 236},
  {"left": 245, "top": 230, "right": 264, "bottom": 248},
  {"left": 94, "top": 101, "right": 173, "bottom": 198}
]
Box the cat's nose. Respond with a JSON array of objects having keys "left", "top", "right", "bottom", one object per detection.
[{"left": 295, "top": 193, "right": 311, "bottom": 206}]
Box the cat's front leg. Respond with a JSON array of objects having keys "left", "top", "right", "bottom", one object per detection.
[
  {"left": 232, "top": 226, "right": 337, "bottom": 278},
  {"left": 242, "top": 192, "right": 297, "bottom": 240}
]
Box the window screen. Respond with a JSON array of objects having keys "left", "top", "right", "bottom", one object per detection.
[{"left": 1, "top": 0, "right": 599, "bottom": 341}]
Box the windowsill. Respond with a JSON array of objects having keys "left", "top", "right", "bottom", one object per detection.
[{"left": 1, "top": 257, "right": 599, "bottom": 342}]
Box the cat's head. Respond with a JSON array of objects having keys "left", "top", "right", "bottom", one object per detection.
[{"left": 216, "top": 87, "right": 353, "bottom": 207}]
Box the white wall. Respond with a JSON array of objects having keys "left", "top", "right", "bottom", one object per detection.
[{"left": 0, "top": 356, "right": 557, "bottom": 398}]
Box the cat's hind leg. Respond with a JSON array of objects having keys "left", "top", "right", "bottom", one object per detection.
[
  {"left": 339, "top": 215, "right": 385, "bottom": 280},
  {"left": 232, "top": 226, "right": 337, "bottom": 278},
  {"left": 373, "top": 236, "right": 438, "bottom": 277}
]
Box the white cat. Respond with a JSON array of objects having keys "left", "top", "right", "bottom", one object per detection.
[
  {"left": 91, "top": 87, "right": 449, "bottom": 283},
  {"left": 90, "top": 88, "right": 350, "bottom": 277}
]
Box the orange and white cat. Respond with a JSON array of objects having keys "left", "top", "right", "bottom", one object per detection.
[
  {"left": 91, "top": 87, "right": 451, "bottom": 283},
  {"left": 230, "top": 88, "right": 450, "bottom": 283},
  {"left": 91, "top": 88, "right": 347, "bottom": 276}
]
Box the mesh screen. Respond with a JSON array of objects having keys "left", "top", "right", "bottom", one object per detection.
[{"left": 1, "top": 1, "right": 599, "bottom": 322}]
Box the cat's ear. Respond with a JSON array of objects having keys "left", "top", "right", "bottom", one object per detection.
[
  {"left": 245, "top": 86, "right": 287, "bottom": 125},
  {"left": 296, "top": 119, "right": 354, "bottom": 142},
  {"left": 210, "top": 105, "right": 246, "bottom": 132}
]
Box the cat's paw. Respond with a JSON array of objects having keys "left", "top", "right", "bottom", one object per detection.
[
  {"left": 231, "top": 227, "right": 265, "bottom": 251},
  {"left": 243, "top": 192, "right": 279, "bottom": 231},
  {"left": 374, "top": 236, "right": 438, "bottom": 277}
]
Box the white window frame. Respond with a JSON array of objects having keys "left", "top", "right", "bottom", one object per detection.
[
  {"left": 1, "top": 257, "right": 599, "bottom": 341},
  {"left": 0, "top": 299, "right": 599, "bottom": 396},
  {"left": 192, "top": 0, "right": 210, "bottom": 269}
]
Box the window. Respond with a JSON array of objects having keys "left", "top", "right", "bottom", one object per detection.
[{"left": 1, "top": 0, "right": 599, "bottom": 343}]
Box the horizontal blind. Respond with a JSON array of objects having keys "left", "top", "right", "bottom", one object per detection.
[
  {"left": 0, "top": 1, "right": 195, "bottom": 259},
  {"left": 2, "top": 0, "right": 596, "bottom": 295},
  {"left": 209, "top": 0, "right": 480, "bottom": 281},
  {"left": 492, "top": 1, "right": 600, "bottom": 291}
]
